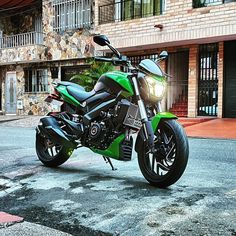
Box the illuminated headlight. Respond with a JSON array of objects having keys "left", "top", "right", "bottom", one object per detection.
[{"left": 146, "top": 76, "right": 167, "bottom": 100}]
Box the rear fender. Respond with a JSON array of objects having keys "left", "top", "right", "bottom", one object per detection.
[{"left": 135, "top": 112, "right": 177, "bottom": 154}]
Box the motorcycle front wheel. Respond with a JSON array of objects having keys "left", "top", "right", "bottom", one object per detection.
[
  {"left": 138, "top": 119, "right": 189, "bottom": 188},
  {"left": 36, "top": 133, "right": 74, "bottom": 167}
]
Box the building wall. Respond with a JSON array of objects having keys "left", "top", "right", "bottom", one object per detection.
[
  {"left": 218, "top": 42, "right": 224, "bottom": 118},
  {"left": 188, "top": 45, "right": 199, "bottom": 118},
  {"left": 0, "top": 0, "right": 97, "bottom": 115},
  {"left": 0, "top": 65, "right": 53, "bottom": 115},
  {"left": 95, "top": 0, "right": 235, "bottom": 118},
  {"left": 95, "top": 0, "right": 236, "bottom": 51},
  {"left": 42, "top": 0, "right": 95, "bottom": 61},
  {"left": 0, "top": 45, "right": 46, "bottom": 64}
]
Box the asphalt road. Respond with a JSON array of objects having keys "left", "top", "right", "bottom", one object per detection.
[{"left": 0, "top": 126, "right": 236, "bottom": 236}]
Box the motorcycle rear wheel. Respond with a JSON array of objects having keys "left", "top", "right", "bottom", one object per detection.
[
  {"left": 36, "top": 133, "right": 73, "bottom": 167},
  {"left": 138, "top": 119, "right": 189, "bottom": 188}
]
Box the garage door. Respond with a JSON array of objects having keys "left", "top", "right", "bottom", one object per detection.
[{"left": 224, "top": 41, "right": 236, "bottom": 118}]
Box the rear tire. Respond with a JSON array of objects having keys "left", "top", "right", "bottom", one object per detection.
[
  {"left": 36, "top": 133, "right": 73, "bottom": 167},
  {"left": 138, "top": 120, "right": 189, "bottom": 188}
]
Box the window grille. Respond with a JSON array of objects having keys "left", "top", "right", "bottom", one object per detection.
[
  {"left": 129, "top": 54, "right": 159, "bottom": 66},
  {"left": 198, "top": 43, "right": 218, "bottom": 116},
  {"left": 25, "top": 69, "right": 48, "bottom": 93},
  {"left": 52, "top": 0, "right": 92, "bottom": 32}
]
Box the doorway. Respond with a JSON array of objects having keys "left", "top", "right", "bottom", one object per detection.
[
  {"left": 224, "top": 41, "right": 236, "bottom": 118},
  {"left": 5, "top": 72, "right": 17, "bottom": 114},
  {"left": 167, "top": 51, "right": 189, "bottom": 117}
]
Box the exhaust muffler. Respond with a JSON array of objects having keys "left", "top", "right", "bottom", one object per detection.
[{"left": 37, "top": 116, "right": 77, "bottom": 148}]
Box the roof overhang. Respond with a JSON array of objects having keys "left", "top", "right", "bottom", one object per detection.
[
  {"left": 98, "top": 34, "right": 236, "bottom": 54},
  {"left": 0, "top": 0, "right": 35, "bottom": 11}
]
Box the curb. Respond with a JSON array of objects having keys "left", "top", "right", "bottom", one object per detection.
[
  {"left": 0, "top": 212, "right": 24, "bottom": 225},
  {"left": 0, "top": 119, "right": 22, "bottom": 124},
  {"left": 0, "top": 212, "right": 71, "bottom": 236}
]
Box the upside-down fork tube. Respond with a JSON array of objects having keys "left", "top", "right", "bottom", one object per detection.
[
  {"left": 135, "top": 112, "right": 177, "bottom": 154},
  {"left": 36, "top": 116, "right": 77, "bottom": 148}
]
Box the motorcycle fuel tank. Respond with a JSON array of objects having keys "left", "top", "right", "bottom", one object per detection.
[{"left": 94, "top": 71, "right": 134, "bottom": 98}]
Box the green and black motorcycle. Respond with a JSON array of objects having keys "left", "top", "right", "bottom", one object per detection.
[{"left": 36, "top": 35, "right": 189, "bottom": 188}]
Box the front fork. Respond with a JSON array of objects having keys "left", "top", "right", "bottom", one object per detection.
[{"left": 132, "top": 76, "right": 156, "bottom": 151}]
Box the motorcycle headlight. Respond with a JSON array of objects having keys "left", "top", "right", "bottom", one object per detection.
[{"left": 145, "top": 75, "right": 167, "bottom": 101}]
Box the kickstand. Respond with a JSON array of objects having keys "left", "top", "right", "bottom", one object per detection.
[{"left": 103, "top": 156, "right": 117, "bottom": 171}]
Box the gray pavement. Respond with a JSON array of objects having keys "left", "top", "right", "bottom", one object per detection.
[{"left": 0, "top": 125, "right": 236, "bottom": 235}]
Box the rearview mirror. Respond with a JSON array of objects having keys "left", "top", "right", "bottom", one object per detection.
[
  {"left": 159, "top": 51, "right": 168, "bottom": 59},
  {"left": 93, "top": 35, "right": 110, "bottom": 46}
]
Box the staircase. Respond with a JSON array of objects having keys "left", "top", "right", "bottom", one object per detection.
[{"left": 169, "top": 96, "right": 188, "bottom": 117}]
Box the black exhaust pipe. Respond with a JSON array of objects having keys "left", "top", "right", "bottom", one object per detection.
[{"left": 37, "top": 116, "right": 77, "bottom": 148}]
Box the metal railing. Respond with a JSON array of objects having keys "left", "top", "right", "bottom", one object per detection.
[
  {"left": 198, "top": 43, "right": 218, "bottom": 116},
  {"left": 0, "top": 31, "right": 43, "bottom": 49},
  {"left": 99, "top": 0, "right": 165, "bottom": 25},
  {"left": 193, "top": 0, "right": 236, "bottom": 8}
]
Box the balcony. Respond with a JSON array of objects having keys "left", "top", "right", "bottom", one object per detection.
[
  {"left": 193, "top": 0, "right": 236, "bottom": 8},
  {"left": 0, "top": 31, "right": 43, "bottom": 49},
  {"left": 99, "top": 0, "right": 165, "bottom": 25},
  {"left": 0, "top": 31, "right": 46, "bottom": 64}
]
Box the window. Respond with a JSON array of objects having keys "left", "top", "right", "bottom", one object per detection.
[
  {"left": 53, "top": 0, "right": 92, "bottom": 32},
  {"left": 99, "top": 0, "right": 165, "bottom": 24},
  {"left": 25, "top": 69, "right": 48, "bottom": 93},
  {"left": 193, "top": 0, "right": 236, "bottom": 8},
  {"left": 122, "top": 0, "right": 164, "bottom": 20}
]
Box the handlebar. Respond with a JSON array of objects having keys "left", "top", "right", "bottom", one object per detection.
[
  {"left": 94, "top": 57, "right": 113, "bottom": 63},
  {"left": 94, "top": 57, "right": 129, "bottom": 67}
]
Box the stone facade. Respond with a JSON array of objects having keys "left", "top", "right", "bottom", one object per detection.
[
  {"left": 0, "top": 0, "right": 96, "bottom": 115},
  {"left": 0, "top": 65, "right": 53, "bottom": 115},
  {"left": 0, "top": 45, "right": 47, "bottom": 64},
  {"left": 42, "top": 0, "right": 95, "bottom": 61}
]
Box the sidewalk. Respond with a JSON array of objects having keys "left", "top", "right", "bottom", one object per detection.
[
  {"left": 183, "top": 118, "right": 236, "bottom": 139},
  {"left": 0, "top": 116, "right": 42, "bottom": 128},
  {"left": 0, "top": 115, "right": 236, "bottom": 139}
]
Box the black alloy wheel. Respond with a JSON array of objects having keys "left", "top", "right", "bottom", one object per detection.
[
  {"left": 138, "top": 120, "right": 189, "bottom": 188},
  {"left": 36, "top": 133, "right": 73, "bottom": 167}
]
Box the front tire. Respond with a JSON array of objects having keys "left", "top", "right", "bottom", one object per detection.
[
  {"left": 36, "top": 133, "right": 74, "bottom": 167},
  {"left": 138, "top": 120, "right": 189, "bottom": 188}
]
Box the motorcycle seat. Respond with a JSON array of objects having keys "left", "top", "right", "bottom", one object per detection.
[
  {"left": 67, "top": 85, "right": 96, "bottom": 102},
  {"left": 58, "top": 81, "right": 85, "bottom": 91}
]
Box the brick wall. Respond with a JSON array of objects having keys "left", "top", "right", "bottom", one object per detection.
[
  {"left": 187, "top": 45, "right": 198, "bottom": 117},
  {"left": 95, "top": 0, "right": 236, "bottom": 51},
  {"left": 218, "top": 42, "right": 224, "bottom": 118}
]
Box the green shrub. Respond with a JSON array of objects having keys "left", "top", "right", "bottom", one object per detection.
[{"left": 70, "top": 60, "right": 114, "bottom": 91}]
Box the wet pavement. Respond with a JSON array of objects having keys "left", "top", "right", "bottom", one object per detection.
[{"left": 0, "top": 125, "right": 236, "bottom": 235}]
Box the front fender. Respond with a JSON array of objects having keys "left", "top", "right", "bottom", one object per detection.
[{"left": 135, "top": 112, "right": 177, "bottom": 154}]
